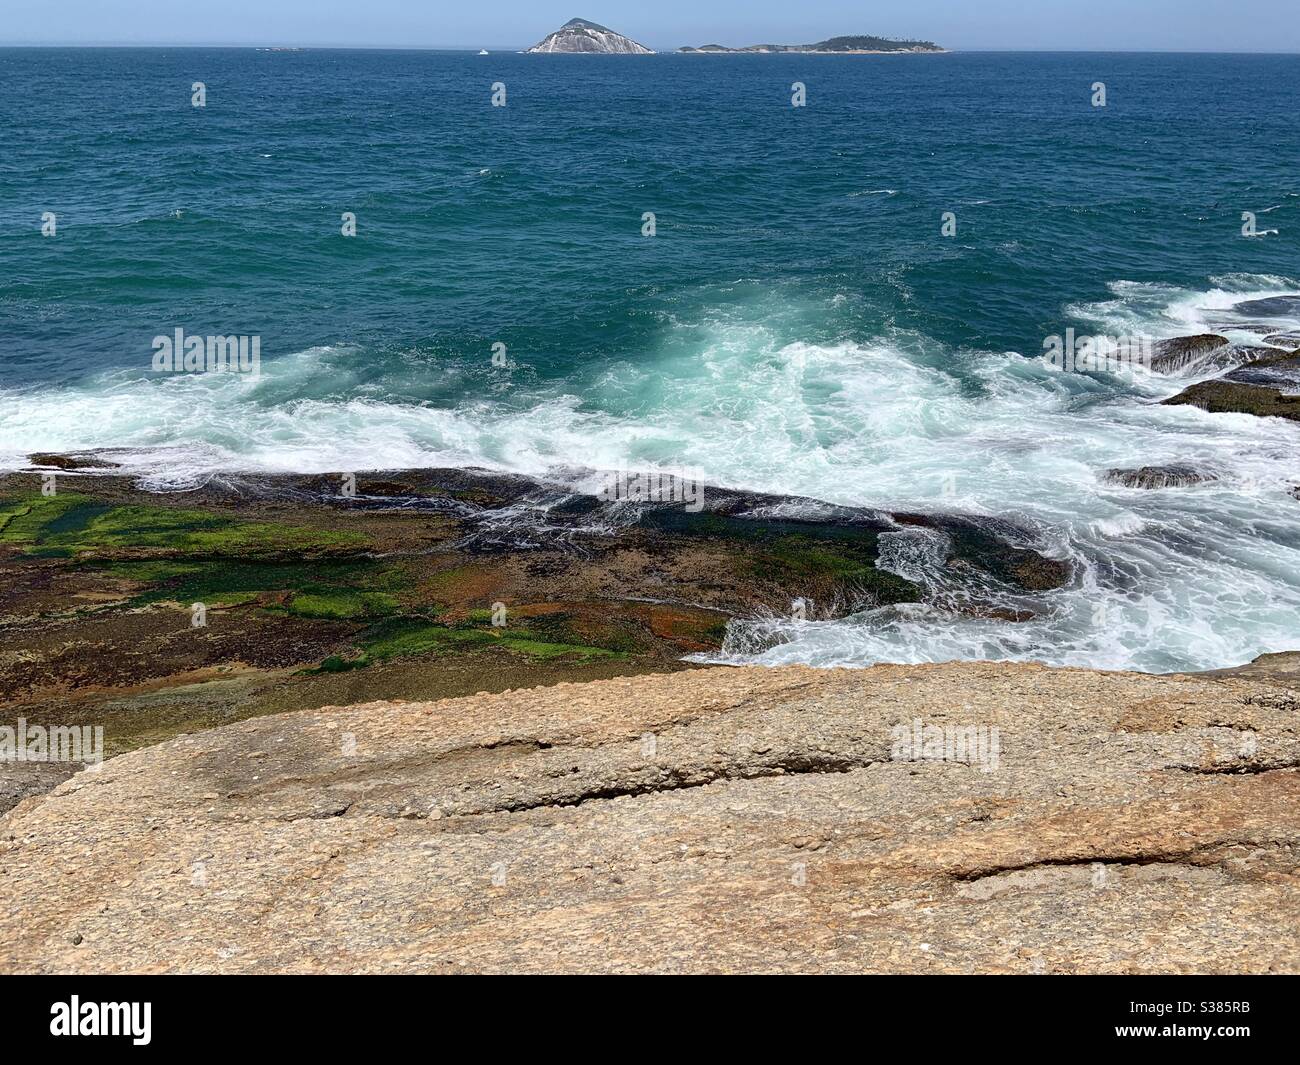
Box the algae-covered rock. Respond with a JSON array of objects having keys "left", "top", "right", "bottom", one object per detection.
[
  {"left": 0, "top": 468, "right": 1074, "bottom": 773},
  {"left": 1162, "top": 379, "right": 1300, "bottom": 421}
]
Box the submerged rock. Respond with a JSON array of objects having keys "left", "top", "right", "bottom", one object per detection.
[
  {"left": 1161, "top": 347, "right": 1300, "bottom": 420},
  {"left": 1206, "top": 322, "right": 1280, "bottom": 336},
  {"left": 1232, "top": 295, "right": 1300, "bottom": 318},
  {"left": 893, "top": 512, "right": 1071, "bottom": 591},
  {"left": 1221, "top": 352, "right": 1300, "bottom": 390},
  {"left": 1102, "top": 464, "right": 1218, "bottom": 489},
  {"left": 26, "top": 452, "right": 121, "bottom": 471},
  {"left": 1262, "top": 333, "right": 1300, "bottom": 350}
]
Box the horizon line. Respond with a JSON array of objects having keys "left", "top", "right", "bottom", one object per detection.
[{"left": 2, "top": 43, "right": 1299, "bottom": 55}]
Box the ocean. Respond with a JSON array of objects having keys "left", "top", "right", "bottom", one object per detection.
[{"left": 2, "top": 47, "right": 1299, "bottom": 672}]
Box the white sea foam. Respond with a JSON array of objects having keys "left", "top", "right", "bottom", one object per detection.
[{"left": 3, "top": 279, "right": 1299, "bottom": 672}]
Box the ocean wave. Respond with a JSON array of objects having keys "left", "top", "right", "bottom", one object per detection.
[
  {"left": 1067, "top": 274, "right": 1300, "bottom": 355},
  {"left": 2, "top": 278, "right": 1299, "bottom": 672}
]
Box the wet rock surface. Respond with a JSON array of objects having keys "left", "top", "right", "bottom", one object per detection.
[
  {"left": 1156, "top": 320, "right": 1300, "bottom": 420},
  {"left": 1148, "top": 334, "right": 1229, "bottom": 374},
  {"left": 1102, "top": 464, "right": 1218, "bottom": 489},
  {"left": 1222, "top": 352, "right": 1300, "bottom": 390},
  {"left": 1263, "top": 333, "right": 1300, "bottom": 349},
  {"left": 1148, "top": 336, "right": 1283, "bottom": 378},
  {"left": 0, "top": 464, "right": 1070, "bottom": 805},
  {"left": 1232, "top": 295, "right": 1300, "bottom": 318},
  {"left": 1162, "top": 379, "right": 1300, "bottom": 421}
]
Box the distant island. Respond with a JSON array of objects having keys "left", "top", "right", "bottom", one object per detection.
[
  {"left": 680, "top": 35, "right": 945, "bottom": 54},
  {"left": 526, "top": 17, "right": 655, "bottom": 54},
  {"left": 522, "top": 20, "right": 943, "bottom": 56}
]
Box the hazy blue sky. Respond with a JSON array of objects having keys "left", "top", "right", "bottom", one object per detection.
[{"left": 4, "top": 0, "right": 1298, "bottom": 52}]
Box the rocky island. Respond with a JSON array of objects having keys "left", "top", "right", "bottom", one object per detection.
[
  {"left": 680, "top": 35, "right": 945, "bottom": 54},
  {"left": 526, "top": 17, "right": 654, "bottom": 54}
]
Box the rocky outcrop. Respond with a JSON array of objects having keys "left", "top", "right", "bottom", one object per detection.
[
  {"left": 1200, "top": 345, "right": 1282, "bottom": 375},
  {"left": 1, "top": 659, "right": 1297, "bottom": 974},
  {"left": 1158, "top": 331, "right": 1300, "bottom": 421},
  {"left": 1102, "top": 464, "right": 1217, "bottom": 489},
  {"left": 25, "top": 452, "right": 120, "bottom": 471},
  {"left": 1145, "top": 336, "right": 1278, "bottom": 377},
  {"left": 526, "top": 18, "right": 654, "bottom": 54},
  {"left": 1145, "top": 334, "right": 1276, "bottom": 378},
  {"left": 1221, "top": 352, "right": 1300, "bottom": 388},
  {"left": 1162, "top": 380, "right": 1300, "bottom": 421},
  {"left": 1232, "top": 295, "right": 1300, "bottom": 318},
  {"left": 1148, "top": 334, "right": 1230, "bottom": 374}
]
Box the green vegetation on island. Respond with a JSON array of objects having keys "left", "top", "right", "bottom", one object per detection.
[{"left": 680, "top": 35, "right": 944, "bottom": 54}]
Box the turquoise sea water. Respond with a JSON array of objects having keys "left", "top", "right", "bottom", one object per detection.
[{"left": 2, "top": 48, "right": 1299, "bottom": 671}]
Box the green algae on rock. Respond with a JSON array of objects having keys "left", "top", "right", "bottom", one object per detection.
[{"left": 0, "top": 467, "right": 1072, "bottom": 783}]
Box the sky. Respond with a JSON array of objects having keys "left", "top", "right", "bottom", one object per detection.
[{"left": 3, "top": 0, "right": 1298, "bottom": 52}]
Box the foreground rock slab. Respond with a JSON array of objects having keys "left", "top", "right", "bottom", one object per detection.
[{"left": 2, "top": 661, "right": 1298, "bottom": 974}]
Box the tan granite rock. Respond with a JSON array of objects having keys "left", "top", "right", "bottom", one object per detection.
[{"left": 1, "top": 661, "right": 1297, "bottom": 974}]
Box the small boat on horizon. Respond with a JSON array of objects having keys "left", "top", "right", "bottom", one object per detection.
[{"left": 478, "top": 49, "right": 489, "bottom": 55}]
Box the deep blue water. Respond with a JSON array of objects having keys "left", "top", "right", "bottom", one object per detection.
[
  {"left": 2, "top": 49, "right": 1297, "bottom": 382},
  {"left": 1, "top": 48, "right": 1299, "bottom": 671}
]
